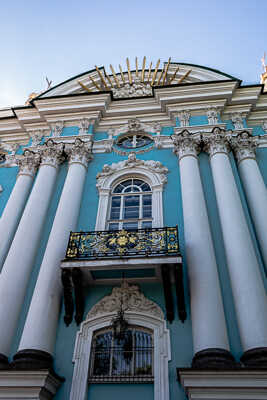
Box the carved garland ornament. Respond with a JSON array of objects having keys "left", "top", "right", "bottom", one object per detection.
[
  {"left": 87, "top": 281, "right": 164, "bottom": 320},
  {"left": 96, "top": 152, "right": 168, "bottom": 188}
]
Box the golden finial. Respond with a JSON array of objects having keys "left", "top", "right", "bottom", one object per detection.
[
  {"left": 135, "top": 57, "right": 139, "bottom": 78},
  {"left": 162, "top": 57, "right": 171, "bottom": 85},
  {"left": 126, "top": 58, "right": 133, "bottom": 84},
  {"left": 169, "top": 66, "right": 179, "bottom": 83},
  {"left": 95, "top": 66, "right": 109, "bottom": 90},
  {"left": 156, "top": 68, "right": 164, "bottom": 85},
  {"left": 151, "top": 59, "right": 160, "bottom": 86},
  {"left": 177, "top": 69, "right": 192, "bottom": 84},
  {"left": 78, "top": 80, "right": 92, "bottom": 93},
  {"left": 89, "top": 76, "right": 101, "bottom": 91},
  {"left": 110, "top": 64, "right": 121, "bottom": 87},
  {"left": 141, "top": 56, "right": 146, "bottom": 82},
  {"left": 105, "top": 73, "right": 114, "bottom": 88},
  {"left": 147, "top": 61, "right": 152, "bottom": 82},
  {"left": 119, "top": 64, "right": 126, "bottom": 83}
]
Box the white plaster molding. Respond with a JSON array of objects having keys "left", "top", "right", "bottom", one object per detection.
[
  {"left": 231, "top": 112, "right": 245, "bottom": 130},
  {"left": 15, "top": 149, "right": 40, "bottom": 178},
  {"left": 206, "top": 106, "right": 219, "bottom": 125},
  {"left": 0, "top": 370, "right": 62, "bottom": 399},
  {"left": 203, "top": 127, "right": 230, "bottom": 157},
  {"left": 262, "top": 120, "right": 267, "bottom": 133},
  {"left": 51, "top": 120, "right": 64, "bottom": 137},
  {"left": 229, "top": 131, "right": 258, "bottom": 163},
  {"left": 172, "top": 129, "right": 201, "bottom": 160},
  {"left": 178, "top": 369, "right": 267, "bottom": 400},
  {"left": 110, "top": 118, "right": 162, "bottom": 137},
  {"left": 28, "top": 129, "right": 47, "bottom": 146},
  {"left": 65, "top": 138, "right": 93, "bottom": 168},
  {"left": 70, "top": 284, "right": 170, "bottom": 400},
  {"left": 174, "top": 123, "right": 226, "bottom": 135},
  {"left": 177, "top": 110, "right": 191, "bottom": 127},
  {"left": 88, "top": 281, "right": 164, "bottom": 319},
  {"left": 78, "top": 118, "right": 91, "bottom": 135},
  {"left": 95, "top": 153, "right": 167, "bottom": 229},
  {"left": 0, "top": 185, "right": 2, "bottom": 194},
  {"left": 112, "top": 77, "right": 153, "bottom": 99},
  {"left": 38, "top": 139, "right": 65, "bottom": 168}
]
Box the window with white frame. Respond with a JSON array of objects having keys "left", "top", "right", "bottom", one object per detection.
[
  {"left": 107, "top": 178, "right": 152, "bottom": 231},
  {"left": 89, "top": 325, "right": 154, "bottom": 383}
]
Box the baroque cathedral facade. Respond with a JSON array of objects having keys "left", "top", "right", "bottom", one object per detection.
[{"left": 0, "top": 59, "right": 266, "bottom": 399}]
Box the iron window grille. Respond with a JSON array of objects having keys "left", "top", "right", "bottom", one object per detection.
[{"left": 89, "top": 326, "right": 154, "bottom": 383}]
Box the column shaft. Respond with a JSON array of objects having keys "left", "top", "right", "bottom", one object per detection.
[
  {"left": 0, "top": 152, "right": 39, "bottom": 270},
  {"left": 209, "top": 149, "right": 267, "bottom": 351},
  {"left": 238, "top": 158, "right": 267, "bottom": 268},
  {"left": 173, "top": 130, "right": 232, "bottom": 367},
  {"left": 0, "top": 141, "right": 63, "bottom": 357},
  {"left": 18, "top": 140, "right": 91, "bottom": 358}
]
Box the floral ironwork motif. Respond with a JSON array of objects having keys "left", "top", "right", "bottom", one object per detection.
[{"left": 66, "top": 226, "right": 179, "bottom": 259}]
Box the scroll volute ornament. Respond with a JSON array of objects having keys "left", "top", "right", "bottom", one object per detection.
[
  {"left": 202, "top": 127, "right": 230, "bottom": 157},
  {"left": 172, "top": 129, "right": 201, "bottom": 160},
  {"left": 229, "top": 131, "right": 257, "bottom": 163},
  {"left": 39, "top": 139, "right": 65, "bottom": 167},
  {"left": 65, "top": 138, "right": 93, "bottom": 168}
]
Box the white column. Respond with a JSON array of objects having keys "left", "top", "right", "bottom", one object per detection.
[
  {"left": 204, "top": 128, "right": 267, "bottom": 352},
  {"left": 18, "top": 139, "right": 92, "bottom": 356},
  {"left": 0, "top": 150, "right": 40, "bottom": 270},
  {"left": 172, "top": 131, "right": 230, "bottom": 363},
  {"left": 231, "top": 131, "right": 267, "bottom": 269},
  {"left": 0, "top": 140, "right": 64, "bottom": 357}
]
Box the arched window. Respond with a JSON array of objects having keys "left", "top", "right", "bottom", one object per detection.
[
  {"left": 95, "top": 157, "right": 168, "bottom": 231},
  {"left": 89, "top": 325, "right": 153, "bottom": 383},
  {"left": 108, "top": 178, "right": 152, "bottom": 231}
]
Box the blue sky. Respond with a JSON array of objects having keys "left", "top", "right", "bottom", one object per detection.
[{"left": 0, "top": 0, "right": 266, "bottom": 107}]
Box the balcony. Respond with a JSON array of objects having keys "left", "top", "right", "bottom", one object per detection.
[
  {"left": 61, "top": 227, "right": 185, "bottom": 325},
  {"left": 65, "top": 226, "right": 180, "bottom": 260}
]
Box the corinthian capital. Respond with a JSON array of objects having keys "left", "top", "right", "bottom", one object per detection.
[
  {"left": 16, "top": 149, "right": 40, "bottom": 177},
  {"left": 172, "top": 130, "right": 201, "bottom": 160},
  {"left": 229, "top": 131, "right": 257, "bottom": 163},
  {"left": 203, "top": 127, "right": 230, "bottom": 157},
  {"left": 39, "top": 139, "right": 65, "bottom": 168},
  {"left": 65, "top": 138, "right": 93, "bottom": 168}
]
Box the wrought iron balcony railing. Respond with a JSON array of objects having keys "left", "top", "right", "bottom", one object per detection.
[{"left": 65, "top": 226, "right": 179, "bottom": 260}]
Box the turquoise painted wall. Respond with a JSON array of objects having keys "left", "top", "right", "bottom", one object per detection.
[
  {"left": 0, "top": 166, "right": 18, "bottom": 217},
  {"left": 53, "top": 281, "right": 193, "bottom": 400},
  {"left": 1, "top": 118, "right": 266, "bottom": 399}
]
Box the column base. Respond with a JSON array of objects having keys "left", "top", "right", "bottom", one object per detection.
[
  {"left": 241, "top": 347, "right": 267, "bottom": 368},
  {"left": 0, "top": 354, "right": 9, "bottom": 370},
  {"left": 192, "top": 348, "right": 237, "bottom": 369},
  {"left": 12, "top": 349, "right": 53, "bottom": 370}
]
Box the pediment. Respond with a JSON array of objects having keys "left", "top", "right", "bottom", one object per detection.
[{"left": 35, "top": 59, "right": 238, "bottom": 101}]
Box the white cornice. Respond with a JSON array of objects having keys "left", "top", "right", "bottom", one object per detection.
[
  {"left": 178, "top": 369, "right": 267, "bottom": 400},
  {"left": 0, "top": 370, "right": 62, "bottom": 399}
]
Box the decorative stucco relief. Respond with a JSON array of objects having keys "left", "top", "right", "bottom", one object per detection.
[
  {"left": 96, "top": 152, "right": 168, "bottom": 189},
  {"left": 87, "top": 281, "right": 164, "bottom": 320}
]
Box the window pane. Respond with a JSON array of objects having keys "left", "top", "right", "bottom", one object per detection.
[
  {"left": 123, "top": 222, "right": 138, "bottom": 231},
  {"left": 124, "top": 195, "right": 139, "bottom": 207},
  {"left": 141, "top": 183, "right": 151, "bottom": 192},
  {"left": 142, "top": 221, "right": 152, "bottom": 229},
  {"left": 109, "top": 223, "right": 119, "bottom": 231},
  {"left": 113, "top": 184, "right": 124, "bottom": 193},
  {"left": 133, "top": 179, "right": 144, "bottom": 187},
  {"left": 143, "top": 195, "right": 152, "bottom": 205},
  {"left": 110, "top": 197, "right": 121, "bottom": 220},
  {"left": 143, "top": 207, "right": 152, "bottom": 218}
]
